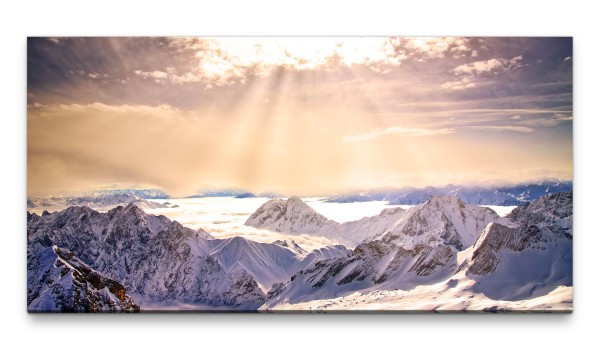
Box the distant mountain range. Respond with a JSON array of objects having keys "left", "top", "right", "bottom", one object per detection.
[
  {"left": 87, "top": 189, "right": 169, "bottom": 199},
  {"left": 28, "top": 180, "right": 571, "bottom": 209},
  {"left": 181, "top": 180, "right": 573, "bottom": 206},
  {"left": 28, "top": 193, "right": 171, "bottom": 211},
  {"left": 324, "top": 180, "right": 573, "bottom": 206},
  {"left": 187, "top": 190, "right": 279, "bottom": 199}
]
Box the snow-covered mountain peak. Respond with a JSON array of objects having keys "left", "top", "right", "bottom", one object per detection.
[
  {"left": 286, "top": 196, "right": 304, "bottom": 205},
  {"left": 283, "top": 196, "right": 322, "bottom": 217},
  {"left": 378, "top": 195, "right": 499, "bottom": 250},
  {"left": 423, "top": 195, "right": 466, "bottom": 208},
  {"left": 245, "top": 197, "right": 337, "bottom": 234}
]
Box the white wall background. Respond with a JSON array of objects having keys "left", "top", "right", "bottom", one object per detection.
[{"left": 3, "top": 1, "right": 596, "bottom": 346}]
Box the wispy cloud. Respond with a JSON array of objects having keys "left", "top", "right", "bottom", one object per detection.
[
  {"left": 440, "top": 78, "right": 477, "bottom": 90},
  {"left": 67, "top": 70, "right": 108, "bottom": 80},
  {"left": 452, "top": 56, "right": 523, "bottom": 76},
  {"left": 466, "top": 125, "right": 534, "bottom": 133},
  {"left": 343, "top": 127, "right": 455, "bottom": 142},
  {"left": 518, "top": 113, "right": 573, "bottom": 127},
  {"left": 29, "top": 102, "right": 183, "bottom": 119},
  {"left": 134, "top": 70, "right": 170, "bottom": 83},
  {"left": 441, "top": 55, "right": 523, "bottom": 90}
]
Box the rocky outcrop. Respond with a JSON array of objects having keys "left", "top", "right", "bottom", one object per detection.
[
  {"left": 463, "top": 192, "right": 573, "bottom": 300},
  {"left": 467, "top": 192, "right": 573, "bottom": 276},
  {"left": 273, "top": 239, "right": 306, "bottom": 254},
  {"left": 28, "top": 246, "right": 139, "bottom": 312}
]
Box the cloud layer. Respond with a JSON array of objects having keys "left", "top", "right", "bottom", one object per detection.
[
  {"left": 125, "top": 37, "right": 478, "bottom": 87},
  {"left": 343, "top": 127, "right": 455, "bottom": 142}
]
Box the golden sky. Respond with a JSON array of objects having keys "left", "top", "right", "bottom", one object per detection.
[{"left": 27, "top": 37, "right": 573, "bottom": 197}]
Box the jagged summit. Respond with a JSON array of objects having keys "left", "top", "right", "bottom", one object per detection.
[
  {"left": 423, "top": 195, "right": 465, "bottom": 206},
  {"left": 377, "top": 194, "right": 498, "bottom": 249},
  {"left": 273, "top": 239, "right": 306, "bottom": 254}
]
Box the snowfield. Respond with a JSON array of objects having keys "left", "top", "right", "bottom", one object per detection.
[{"left": 268, "top": 284, "right": 572, "bottom": 312}]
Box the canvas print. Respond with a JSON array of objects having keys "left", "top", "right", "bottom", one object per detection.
[{"left": 27, "top": 37, "right": 573, "bottom": 312}]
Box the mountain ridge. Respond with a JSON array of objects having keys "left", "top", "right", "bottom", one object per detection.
[
  {"left": 262, "top": 192, "right": 572, "bottom": 307},
  {"left": 27, "top": 203, "right": 351, "bottom": 310}
]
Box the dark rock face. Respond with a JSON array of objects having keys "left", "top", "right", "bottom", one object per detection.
[
  {"left": 467, "top": 192, "right": 573, "bottom": 276},
  {"left": 408, "top": 244, "right": 455, "bottom": 276},
  {"left": 467, "top": 224, "right": 537, "bottom": 275},
  {"left": 506, "top": 191, "right": 573, "bottom": 225},
  {"left": 462, "top": 192, "right": 573, "bottom": 301}
]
